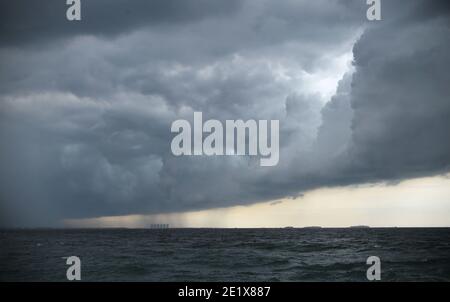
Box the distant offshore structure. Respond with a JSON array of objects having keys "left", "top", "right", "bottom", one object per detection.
[{"left": 149, "top": 224, "right": 169, "bottom": 229}]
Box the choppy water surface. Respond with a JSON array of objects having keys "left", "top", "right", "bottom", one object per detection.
[{"left": 1, "top": 228, "right": 449, "bottom": 281}]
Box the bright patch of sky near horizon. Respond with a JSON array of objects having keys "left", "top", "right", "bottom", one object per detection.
[{"left": 65, "top": 175, "right": 450, "bottom": 228}]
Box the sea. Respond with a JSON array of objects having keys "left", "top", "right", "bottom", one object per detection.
[{"left": 1, "top": 228, "right": 449, "bottom": 282}]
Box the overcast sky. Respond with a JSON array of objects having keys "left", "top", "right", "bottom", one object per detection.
[{"left": 0, "top": 0, "right": 449, "bottom": 227}]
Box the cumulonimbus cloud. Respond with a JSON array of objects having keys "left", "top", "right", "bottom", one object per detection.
[{"left": 0, "top": 0, "right": 449, "bottom": 226}]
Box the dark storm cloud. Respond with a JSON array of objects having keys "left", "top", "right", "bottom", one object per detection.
[
  {"left": 305, "top": 0, "right": 450, "bottom": 187},
  {"left": 0, "top": 0, "right": 241, "bottom": 46},
  {"left": 347, "top": 11, "right": 450, "bottom": 181},
  {"left": 0, "top": 0, "right": 449, "bottom": 226}
]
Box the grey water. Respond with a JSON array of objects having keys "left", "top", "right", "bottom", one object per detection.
[{"left": 1, "top": 228, "right": 449, "bottom": 281}]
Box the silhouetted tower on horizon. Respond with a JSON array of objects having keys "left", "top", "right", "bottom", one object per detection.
[{"left": 149, "top": 224, "right": 169, "bottom": 229}]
